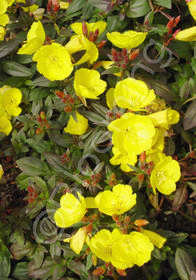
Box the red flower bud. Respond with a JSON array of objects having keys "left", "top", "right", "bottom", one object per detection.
[
  {"left": 82, "top": 22, "right": 88, "bottom": 37},
  {"left": 129, "top": 48, "right": 140, "bottom": 60},
  {"left": 92, "top": 267, "right": 106, "bottom": 276},
  {"left": 64, "top": 106, "right": 72, "bottom": 113}
]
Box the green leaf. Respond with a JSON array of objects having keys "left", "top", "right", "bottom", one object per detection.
[
  {"left": 29, "top": 87, "right": 50, "bottom": 101},
  {"left": 67, "top": 260, "right": 88, "bottom": 280},
  {"left": 28, "top": 76, "right": 59, "bottom": 87},
  {"left": 89, "top": 0, "right": 110, "bottom": 10},
  {"left": 65, "top": 0, "right": 86, "bottom": 20},
  {"left": 127, "top": 0, "right": 151, "bottom": 18},
  {"left": 86, "top": 252, "right": 93, "bottom": 270},
  {"left": 12, "top": 262, "right": 28, "bottom": 280},
  {"left": 33, "top": 246, "right": 48, "bottom": 269},
  {"left": 10, "top": 241, "right": 36, "bottom": 261},
  {"left": 0, "top": 32, "right": 26, "bottom": 59},
  {"left": 0, "top": 244, "right": 11, "bottom": 277},
  {"left": 50, "top": 133, "right": 74, "bottom": 147},
  {"left": 1, "top": 61, "right": 32, "bottom": 77},
  {"left": 175, "top": 248, "right": 196, "bottom": 280},
  {"left": 153, "top": 0, "right": 171, "bottom": 9},
  {"left": 26, "top": 139, "right": 52, "bottom": 154},
  {"left": 44, "top": 152, "right": 68, "bottom": 173},
  {"left": 183, "top": 101, "right": 196, "bottom": 130},
  {"left": 141, "top": 75, "right": 176, "bottom": 102},
  {"left": 28, "top": 257, "right": 66, "bottom": 279},
  {"left": 16, "top": 157, "right": 50, "bottom": 176}
]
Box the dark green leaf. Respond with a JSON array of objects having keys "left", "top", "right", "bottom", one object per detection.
[
  {"left": 29, "top": 87, "right": 50, "bottom": 101},
  {"left": 16, "top": 157, "right": 50, "bottom": 176},
  {"left": 89, "top": 0, "right": 110, "bottom": 10},
  {"left": 153, "top": 0, "right": 171, "bottom": 9},
  {"left": 0, "top": 245, "right": 11, "bottom": 277},
  {"left": 127, "top": 0, "right": 151, "bottom": 18},
  {"left": 183, "top": 101, "right": 196, "bottom": 130},
  {"left": 44, "top": 152, "right": 68, "bottom": 173},
  {"left": 1, "top": 61, "right": 32, "bottom": 77},
  {"left": 67, "top": 260, "right": 88, "bottom": 280},
  {"left": 65, "top": 0, "right": 86, "bottom": 20},
  {"left": 28, "top": 76, "right": 59, "bottom": 87},
  {"left": 10, "top": 241, "right": 36, "bottom": 261},
  {"left": 175, "top": 248, "right": 196, "bottom": 280},
  {"left": 26, "top": 139, "right": 52, "bottom": 154},
  {"left": 12, "top": 262, "right": 28, "bottom": 280},
  {"left": 0, "top": 32, "right": 26, "bottom": 59},
  {"left": 50, "top": 133, "right": 74, "bottom": 147}
]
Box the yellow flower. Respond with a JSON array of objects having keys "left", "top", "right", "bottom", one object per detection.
[
  {"left": 0, "top": 86, "right": 22, "bottom": 117},
  {"left": 0, "top": 14, "right": 9, "bottom": 26},
  {"left": 6, "top": 0, "right": 15, "bottom": 6},
  {"left": 64, "top": 112, "right": 88, "bottom": 135},
  {"left": 0, "top": 164, "right": 3, "bottom": 179},
  {"left": 33, "top": 8, "right": 45, "bottom": 20},
  {"left": 147, "top": 108, "right": 180, "bottom": 130},
  {"left": 18, "top": 0, "right": 39, "bottom": 13},
  {"left": 33, "top": 43, "right": 73, "bottom": 81},
  {"left": 141, "top": 229, "right": 167, "bottom": 249},
  {"left": 65, "top": 34, "right": 98, "bottom": 65},
  {"left": 60, "top": 2, "right": 70, "bottom": 9},
  {"left": 146, "top": 150, "right": 166, "bottom": 166},
  {"left": 175, "top": 26, "right": 196, "bottom": 41},
  {"left": 0, "top": 0, "right": 7, "bottom": 15},
  {"left": 108, "top": 113, "right": 155, "bottom": 155},
  {"left": 54, "top": 192, "right": 86, "bottom": 228},
  {"left": 0, "top": 26, "right": 6, "bottom": 41},
  {"left": 147, "top": 97, "right": 166, "bottom": 112},
  {"left": 18, "top": 21, "right": 45, "bottom": 55},
  {"left": 0, "top": 116, "right": 12, "bottom": 135},
  {"left": 106, "top": 88, "right": 116, "bottom": 109},
  {"left": 150, "top": 156, "right": 181, "bottom": 195},
  {"left": 95, "top": 184, "right": 136, "bottom": 215},
  {"left": 187, "top": 0, "right": 196, "bottom": 20},
  {"left": 89, "top": 229, "right": 122, "bottom": 263},
  {"left": 111, "top": 231, "right": 154, "bottom": 270},
  {"left": 74, "top": 68, "right": 107, "bottom": 99},
  {"left": 114, "top": 78, "right": 156, "bottom": 111},
  {"left": 110, "top": 146, "right": 137, "bottom": 172},
  {"left": 64, "top": 228, "right": 87, "bottom": 254},
  {"left": 107, "top": 31, "right": 147, "bottom": 49},
  {"left": 71, "top": 21, "right": 107, "bottom": 36}
]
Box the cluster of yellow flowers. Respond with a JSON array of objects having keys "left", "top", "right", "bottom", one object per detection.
[
  {"left": 54, "top": 184, "right": 166, "bottom": 269},
  {"left": 0, "top": 0, "right": 15, "bottom": 40},
  {"left": 0, "top": 86, "right": 22, "bottom": 135},
  {"left": 107, "top": 77, "right": 181, "bottom": 195}
]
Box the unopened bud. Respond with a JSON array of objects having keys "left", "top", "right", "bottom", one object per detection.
[
  {"left": 140, "top": 151, "right": 146, "bottom": 163},
  {"left": 137, "top": 174, "right": 144, "bottom": 183},
  {"left": 45, "top": 123, "right": 51, "bottom": 129},
  {"left": 64, "top": 106, "right": 72, "bottom": 113},
  {"left": 134, "top": 219, "right": 149, "bottom": 227},
  {"left": 92, "top": 254, "right": 97, "bottom": 266},
  {"left": 36, "top": 128, "right": 43, "bottom": 135},
  {"left": 122, "top": 48, "right": 127, "bottom": 57},
  {"left": 93, "top": 266, "right": 106, "bottom": 276},
  {"left": 129, "top": 48, "right": 139, "bottom": 60},
  {"left": 82, "top": 21, "right": 88, "bottom": 37},
  {"left": 116, "top": 269, "right": 127, "bottom": 277},
  {"left": 55, "top": 90, "right": 65, "bottom": 98},
  {"left": 96, "top": 40, "right": 107, "bottom": 49}
]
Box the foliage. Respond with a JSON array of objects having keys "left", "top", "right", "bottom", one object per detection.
[{"left": 0, "top": 0, "right": 196, "bottom": 279}]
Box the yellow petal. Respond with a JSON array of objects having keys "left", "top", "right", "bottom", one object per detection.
[
  {"left": 107, "top": 31, "right": 147, "bottom": 49},
  {"left": 175, "top": 26, "right": 196, "bottom": 41}
]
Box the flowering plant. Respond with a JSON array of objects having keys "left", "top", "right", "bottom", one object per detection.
[{"left": 0, "top": 0, "right": 196, "bottom": 279}]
